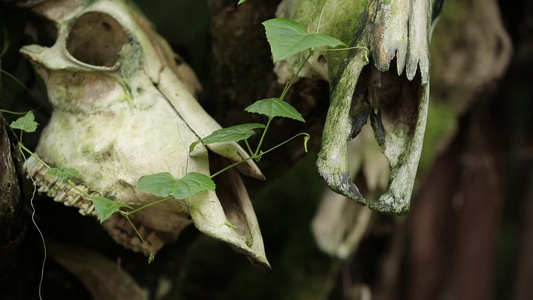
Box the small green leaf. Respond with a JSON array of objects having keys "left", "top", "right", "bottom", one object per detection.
[
  {"left": 245, "top": 98, "right": 305, "bottom": 122},
  {"left": 10, "top": 111, "right": 38, "bottom": 133},
  {"left": 47, "top": 167, "right": 80, "bottom": 182},
  {"left": 237, "top": 0, "right": 246, "bottom": 4},
  {"left": 172, "top": 172, "right": 216, "bottom": 199},
  {"left": 189, "top": 123, "right": 265, "bottom": 153},
  {"left": 138, "top": 172, "right": 216, "bottom": 200},
  {"left": 148, "top": 253, "right": 155, "bottom": 264},
  {"left": 90, "top": 196, "right": 121, "bottom": 223},
  {"left": 138, "top": 172, "right": 176, "bottom": 197},
  {"left": 189, "top": 141, "right": 201, "bottom": 154},
  {"left": 263, "top": 18, "right": 344, "bottom": 62}
]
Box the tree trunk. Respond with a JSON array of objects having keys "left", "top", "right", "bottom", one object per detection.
[{"left": 0, "top": 114, "right": 26, "bottom": 279}]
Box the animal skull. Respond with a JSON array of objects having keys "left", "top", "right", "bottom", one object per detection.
[
  {"left": 21, "top": 0, "right": 270, "bottom": 269},
  {"left": 275, "top": 0, "right": 442, "bottom": 215}
]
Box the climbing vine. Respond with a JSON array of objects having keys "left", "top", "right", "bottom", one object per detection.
[{"left": 2, "top": 13, "right": 366, "bottom": 261}]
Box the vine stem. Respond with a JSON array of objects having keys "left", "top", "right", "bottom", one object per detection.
[
  {"left": 253, "top": 117, "right": 272, "bottom": 156},
  {"left": 124, "top": 215, "right": 145, "bottom": 243},
  {"left": 31, "top": 182, "right": 46, "bottom": 300},
  {"left": 260, "top": 132, "right": 310, "bottom": 156},
  {"left": 244, "top": 139, "right": 253, "bottom": 156},
  {"left": 19, "top": 146, "right": 46, "bottom": 300},
  {"left": 18, "top": 143, "right": 51, "bottom": 169},
  {"left": 321, "top": 45, "right": 369, "bottom": 52},
  {"left": 280, "top": 51, "right": 313, "bottom": 101},
  {"left": 322, "top": 46, "right": 370, "bottom": 64},
  {"left": 211, "top": 132, "right": 309, "bottom": 179},
  {"left": 1, "top": 26, "right": 9, "bottom": 57},
  {"left": 0, "top": 69, "right": 36, "bottom": 96},
  {"left": 121, "top": 196, "right": 174, "bottom": 215},
  {"left": 253, "top": 51, "right": 313, "bottom": 157},
  {"left": 314, "top": 0, "right": 327, "bottom": 34},
  {"left": 0, "top": 109, "right": 28, "bottom": 115},
  {"left": 210, "top": 156, "right": 254, "bottom": 179}
]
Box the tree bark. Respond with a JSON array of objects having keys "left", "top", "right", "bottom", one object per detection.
[{"left": 0, "top": 114, "right": 26, "bottom": 273}]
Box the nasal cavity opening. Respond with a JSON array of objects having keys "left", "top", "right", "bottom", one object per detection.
[
  {"left": 28, "top": 15, "right": 58, "bottom": 47},
  {"left": 66, "top": 12, "right": 129, "bottom": 67}
]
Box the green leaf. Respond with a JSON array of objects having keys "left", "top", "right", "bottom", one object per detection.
[
  {"left": 189, "top": 123, "right": 265, "bottom": 153},
  {"left": 245, "top": 98, "right": 305, "bottom": 122},
  {"left": 10, "top": 111, "right": 38, "bottom": 133},
  {"left": 170, "top": 172, "right": 216, "bottom": 199},
  {"left": 237, "top": 0, "right": 246, "bottom": 4},
  {"left": 47, "top": 167, "right": 80, "bottom": 182},
  {"left": 138, "top": 172, "right": 216, "bottom": 200},
  {"left": 263, "top": 18, "right": 344, "bottom": 62},
  {"left": 90, "top": 196, "right": 122, "bottom": 223},
  {"left": 138, "top": 172, "right": 176, "bottom": 197},
  {"left": 148, "top": 253, "right": 155, "bottom": 264}
]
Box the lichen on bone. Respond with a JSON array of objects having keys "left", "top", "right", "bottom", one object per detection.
[
  {"left": 21, "top": 0, "right": 269, "bottom": 269},
  {"left": 276, "top": 0, "right": 440, "bottom": 215}
]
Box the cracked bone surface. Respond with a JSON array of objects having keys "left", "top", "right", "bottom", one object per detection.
[
  {"left": 276, "top": 0, "right": 441, "bottom": 215},
  {"left": 21, "top": 0, "right": 269, "bottom": 270}
]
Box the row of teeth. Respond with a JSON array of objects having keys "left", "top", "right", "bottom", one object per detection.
[
  {"left": 104, "top": 215, "right": 163, "bottom": 255},
  {"left": 25, "top": 157, "right": 98, "bottom": 217},
  {"left": 24, "top": 156, "right": 166, "bottom": 255}
]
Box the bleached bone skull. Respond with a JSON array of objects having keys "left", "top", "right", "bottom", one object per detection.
[{"left": 21, "top": 0, "right": 270, "bottom": 269}]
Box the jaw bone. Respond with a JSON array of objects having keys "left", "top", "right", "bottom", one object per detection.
[{"left": 275, "top": 0, "right": 439, "bottom": 215}]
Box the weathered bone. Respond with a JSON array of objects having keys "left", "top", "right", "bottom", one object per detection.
[
  {"left": 312, "top": 126, "right": 387, "bottom": 259},
  {"left": 276, "top": 0, "right": 441, "bottom": 215},
  {"left": 21, "top": 0, "right": 269, "bottom": 269}
]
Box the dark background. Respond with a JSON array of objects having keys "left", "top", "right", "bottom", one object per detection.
[{"left": 1, "top": 0, "right": 532, "bottom": 299}]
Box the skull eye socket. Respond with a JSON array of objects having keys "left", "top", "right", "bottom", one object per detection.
[{"left": 66, "top": 12, "right": 129, "bottom": 67}]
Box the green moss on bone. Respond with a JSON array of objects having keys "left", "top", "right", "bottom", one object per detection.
[
  {"left": 21, "top": 0, "right": 270, "bottom": 267},
  {"left": 276, "top": 0, "right": 435, "bottom": 215}
]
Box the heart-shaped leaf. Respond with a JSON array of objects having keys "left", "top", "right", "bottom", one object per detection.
[
  {"left": 263, "top": 18, "right": 344, "bottom": 62},
  {"left": 90, "top": 196, "right": 129, "bottom": 224},
  {"left": 245, "top": 98, "right": 305, "bottom": 122},
  {"left": 10, "top": 111, "right": 38, "bottom": 133},
  {"left": 189, "top": 123, "right": 265, "bottom": 153},
  {"left": 137, "top": 172, "right": 176, "bottom": 197},
  {"left": 138, "top": 172, "right": 216, "bottom": 200},
  {"left": 171, "top": 172, "right": 216, "bottom": 199}
]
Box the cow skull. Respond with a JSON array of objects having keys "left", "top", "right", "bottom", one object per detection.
[{"left": 21, "top": 0, "right": 270, "bottom": 269}]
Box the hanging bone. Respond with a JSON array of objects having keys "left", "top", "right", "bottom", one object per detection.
[{"left": 275, "top": 0, "right": 443, "bottom": 215}]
